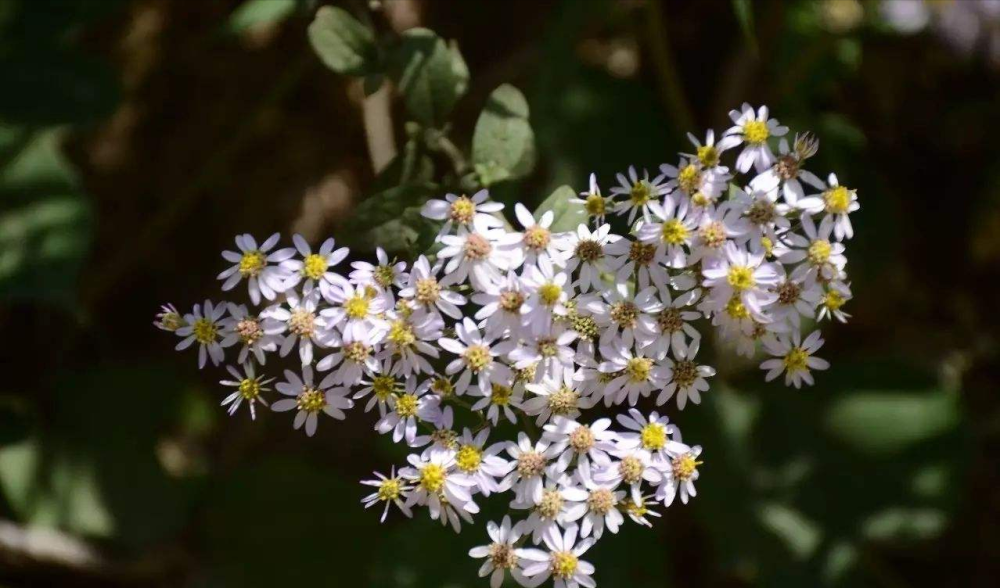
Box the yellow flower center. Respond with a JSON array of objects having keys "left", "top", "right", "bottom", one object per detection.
[
  {"left": 344, "top": 294, "right": 370, "bottom": 320},
  {"left": 499, "top": 290, "right": 525, "bottom": 313},
  {"left": 547, "top": 386, "right": 579, "bottom": 416},
  {"left": 585, "top": 193, "right": 606, "bottom": 216},
  {"left": 725, "top": 296, "right": 750, "bottom": 319},
  {"left": 808, "top": 240, "right": 832, "bottom": 265},
  {"left": 377, "top": 477, "right": 403, "bottom": 501},
  {"left": 193, "top": 317, "right": 218, "bottom": 344},
  {"left": 610, "top": 301, "right": 638, "bottom": 328},
  {"left": 516, "top": 451, "right": 545, "bottom": 477},
  {"left": 697, "top": 144, "right": 720, "bottom": 167},
  {"left": 538, "top": 282, "right": 562, "bottom": 306},
  {"left": 743, "top": 120, "right": 769, "bottom": 144},
  {"left": 455, "top": 444, "right": 482, "bottom": 473},
  {"left": 302, "top": 254, "right": 328, "bottom": 280},
  {"left": 537, "top": 489, "right": 564, "bottom": 519},
  {"left": 419, "top": 463, "right": 446, "bottom": 493},
  {"left": 238, "top": 378, "right": 261, "bottom": 400},
  {"left": 463, "top": 345, "right": 492, "bottom": 373},
  {"left": 568, "top": 426, "right": 595, "bottom": 453},
  {"left": 727, "top": 265, "right": 756, "bottom": 291},
  {"left": 387, "top": 320, "right": 416, "bottom": 349},
  {"left": 490, "top": 383, "right": 513, "bottom": 406},
  {"left": 524, "top": 225, "right": 551, "bottom": 251},
  {"left": 783, "top": 347, "right": 809, "bottom": 373},
  {"left": 551, "top": 551, "right": 578, "bottom": 579},
  {"left": 640, "top": 423, "right": 667, "bottom": 451},
  {"left": 625, "top": 357, "right": 653, "bottom": 382},
  {"left": 657, "top": 307, "right": 683, "bottom": 333},
  {"left": 464, "top": 233, "right": 493, "bottom": 260},
  {"left": 489, "top": 543, "right": 518, "bottom": 569},
  {"left": 622, "top": 498, "right": 648, "bottom": 517},
  {"left": 824, "top": 289, "right": 846, "bottom": 311},
  {"left": 372, "top": 375, "right": 396, "bottom": 401},
  {"left": 620, "top": 455, "right": 644, "bottom": 484},
  {"left": 238, "top": 251, "right": 266, "bottom": 277},
  {"left": 678, "top": 164, "right": 701, "bottom": 195},
  {"left": 415, "top": 277, "right": 441, "bottom": 305},
  {"left": 699, "top": 221, "right": 727, "bottom": 249},
  {"left": 630, "top": 181, "right": 653, "bottom": 206},
  {"left": 431, "top": 377, "right": 455, "bottom": 397},
  {"left": 374, "top": 264, "right": 396, "bottom": 287},
  {"left": 287, "top": 309, "right": 315, "bottom": 337},
  {"left": 628, "top": 241, "right": 656, "bottom": 266},
  {"left": 672, "top": 360, "right": 698, "bottom": 389},
  {"left": 343, "top": 341, "right": 371, "bottom": 363},
  {"left": 672, "top": 453, "right": 702, "bottom": 481},
  {"left": 296, "top": 388, "right": 325, "bottom": 413},
  {"left": 587, "top": 488, "right": 616, "bottom": 514},
  {"left": 395, "top": 393, "right": 419, "bottom": 418},
  {"left": 661, "top": 219, "right": 689, "bottom": 245},
  {"left": 449, "top": 196, "right": 475, "bottom": 224},
  {"left": 574, "top": 239, "right": 603, "bottom": 262},
  {"left": 824, "top": 186, "right": 851, "bottom": 214}
]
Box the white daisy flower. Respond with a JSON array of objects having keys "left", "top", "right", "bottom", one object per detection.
[
  {"left": 718, "top": 103, "right": 789, "bottom": 173},
  {"left": 511, "top": 202, "right": 570, "bottom": 269},
  {"left": 217, "top": 233, "right": 295, "bottom": 305},
  {"left": 398, "top": 255, "right": 467, "bottom": 321},
  {"left": 271, "top": 365, "right": 353, "bottom": 436},
  {"left": 562, "top": 223, "right": 619, "bottom": 293},
  {"left": 519, "top": 524, "right": 597, "bottom": 588},
  {"left": 523, "top": 369, "right": 596, "bottom": 426},
  {"left": 686, "top": 201, "right": 751, "bottom": 264},
  {"left": 595, "top": 446, "right": 662, "bottom": 504},
  {"left": 452, "top": 427, "right": 513, "bottom": 497},
  {"left": 760, "top": 330, "right": 830, "bottom": 388},
  {"left": 543, "top": 416, "right": 617, "bottom": 473},
  {"left": 683, "top": 128, "right": 731, "bottom": 169},
  {"left": 438, "top": 218, "right": 519, "bottom": 292},
  {"left": 468, "top": 516, "right": 532, "bottom": 588},
  {"left": 597, "top": 343, "right": 667, "bottom": 407},
  {"left": 767, "top": 271, "right": 824, "bottom": 329},
  {"left": 439, "top": 317, "right": 515, "bottom": 395},
  {"left": 316, "top": 336, "right": 379, "bottom": 387},
  {"left": 581, "top": 283, "right": 659, "bottom": 350},
  {"left": 421, "top": 189, "right": 505, "bottom": 237},
  {"left": 701, "top": 241, "right": 781, "bottom": 322},
  {"left": 730, "top": 184, "right": 791, "bottom": 256},
  {"left": 153, "top": 303, "right": 185, "bottom": 332},
  {"left": 749, "top": 133, "right": 824, "bottom": 206},
  {"left": 654, "top": 440, "right": 703, "bottom": 506},
  {"left": 604, "top": 233, "right": 670, "bottom": 291},
  {"left": 472, "top": 271, "right": 527, "bottom": 339},
  {"left": 503, "top": 432, "right": 557, "bottom": 504},
  {"left": 519, "top": 259, "right": 572, "bottom": 335},
  {"left": 656, "top": 339, "right": 716, "bottom": 409},
  {"left": 646, "top": 285, "right": 702, "bottom": 360},
  {"left": 381, "top": 309, "right": 443, "bottom": 377},
  {"left": 635, "top": 196, "right": 699, "bottom": 268},
  {"left": 376, "top": 375, "right": 440, "bottom": 444},
  {"left": 817, "top": 280, "right": 853, "bottom": 323},
  {"left": 508, "top": 323, "right": 577, "bottom": 381},
  {"left": 349, "top": 246, "right": 408, "bottom": 294},
  {"left": 513, "top": 478, "right": 588, "bottom": 545},
  {"left": 796, "top": 172, "right": 860, "bottom": 241},
  {"left": 219, "top": 362, "right": 272, "bottom": 420},
  {"left": 320, "top": 280, "right": 390, "bottom": 345},
  {"left": 569, "top": 173, "right": 611, "bottom": 225},
  {"left": 280, "top": 234, "right": 350, "bottom": 299},
  {"left": 573, "top": 459, "right": 625, "bottom": 539},
  {"left": 614, "top": 409, "right": 680, "bottom": 458},
  {"left": 353, "top": 359, "right": 400, "bottom": 417},
  {"left": 174, "top": 300, "right": 226, "bottom": 368},
  {"left": 778, "top": 213, "right": 848, "bottom": 282},
  {"left": 609, "top": 165, "right": 669, "bottom": 224},
  {"left": 471, "top": 379, "right": 525, "bottom": 425},
  {"left": 411, "top": 405, "right": 461, "bottom": 451},
  {"left": 361, "top": 466, "right": 413, "bottom": 522},
  {"left": 401, "top": 448, "right": 480, "bottom": 522},
  {"left": 219, "top": 303, "right": 283, "bottom": 364},
  {"left": 269, "top": 283, "right": 334, "bottom": 365},
  {"left": 621, "top": 493, "right": 662, "bottom": 527},
  {"left": 659, "top": 156, "right": 729, "bottom": 202}
]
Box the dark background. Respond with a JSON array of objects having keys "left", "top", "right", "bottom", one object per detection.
[{"left": 1, "top": 0, "right": 999, "bottom": 586}]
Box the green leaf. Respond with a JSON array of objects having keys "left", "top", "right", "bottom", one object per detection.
[
  {"left": 390, "top": 28, "right": 469, "bottom": 126},
  {"left": 534, "top": 185, "right": 585, "bottom": 232},
  {"left": 0, "top": 129, "right": 93, "bottom": 306},
  {"left": 307, "top": 5, "right": 377, "bottom": 76},
  {"left": 472, "top": 84, "right": 536, "bottom": 185},
  {"left": 226, "top": 0, "right": 297, "bottom": 34},
  {"left": 0, "top": 51, "right": 120, "bottom": 126},
  {"left": 731, "top": 0, "right": 758, "bottom": 56}
]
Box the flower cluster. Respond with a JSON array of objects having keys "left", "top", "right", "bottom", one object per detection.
[{"left": 157, "top": 104, "right": 857, "bottom": 588}]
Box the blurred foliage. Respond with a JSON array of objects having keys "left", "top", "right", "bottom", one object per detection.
[{"left": 1, "top": 0, "right": 998, "bottom": 587}]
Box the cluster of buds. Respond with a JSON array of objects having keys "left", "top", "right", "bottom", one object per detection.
[{"left": 157, "top": 104, "right": 858, "bottom": 588}]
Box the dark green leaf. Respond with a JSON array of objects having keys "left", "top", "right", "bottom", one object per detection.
[
  {"left": 732, "top": 0, "right": 758, "bottom": 56},
  {"left": 389, "top": 28, "right": 469, "bottom": 126},
  {"left": 307, "top": 5, "right": 377, "bottom": 76},
  {"left": 472, "top": 84, "right": 536, "bottom": 185},
  {"left": 226, "top": 0, "right": 297, "bottom": 34}
]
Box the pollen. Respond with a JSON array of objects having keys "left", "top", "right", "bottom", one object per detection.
[
  {"left": 672, "top": 360, "right": 698, "bottom": 389},
  {"left": 344, "top": 294, "right": 370, "bottom": 320},
  {"left": 725, "top": 296, "right": 750, "bottom": 319},
  {"left": 661, "top": 219, "right": 690, "bottom": 245},
  {"left": 193, "top": 317, "right": 218, "bottom": 344},
  {"left": 236, "top": 318, "right": 262, "bottom": 344},
  {"left": 238, "top": 378, "right": 261, "bottom": 400},
  {"left": 699, "top": 221, "right": 726, "bottom": 249},
  {"left": 287, "top": 309, "right": 315, "bottom": 337},
  {"left": 419, "top": 463, "right": 446, "bottom": 493},
  {"left": 824, "top": 289, "right": 846, "bottom": 310},
  {"left": 574, "top": 239, "right": 603, "bottom": 262},
  {"left": 238, "top": 251, "right": 266, "bottom": 277},
  {"left": 537, "top": 337, "right": 558, "bottom": 358},
  {"left": 777, "top": 281, "right": 801, "bottom": 305},
  {"left": 537, "top": 488, "right": 564, "bottom": 519},
  {"left": 585, "top": 194, "right": 606, "bottom": 216},
  {"left": 464, "top": 233, "right": 493, "bottom": 260},
  {"left": 514, "top": 364, "right": 537, "bottom": 383},
  {"left": 824, "top": 185, "right": 851, "bottom": 214},
  {"left": 373, "top": 264, "right": 396, "bottom": 287},
  {"left": 808, "top": 240, "right": 832, "bottom": 265},
  {"left": 538, "top": 282, "right": 563, "bottom": 306},
  {"left": 610, "top": 301, "right": 639, "bottom": 328},
  {"left": 743, "top": 120, "right": 770, "bottom": 144},
  {"left": 672, "top": 453, "right": 702, "bottom": 481},
  {"left": 548, "top": 386, "right": 579, "bottom": 416},
  {"left": 551, "top": 551, "right": 578, "bottom": 579},
  {"left": 431, "top": 428, "right": 459, "bottom": 449},
  {"left": 372, "top": 375, "right": 396, "bottom": 401},
  {"left": 783, "top": 347, "right": 809, "bottom": 373},
  {"left": 516, "top": 451, "right": 545, "bottom": 478},
  {"left": 158, "top": 311, "right": 184, "bottom": 331},
  {"left": 415, "top": 277, "right": 441, "bottom": 305},
  {"left": 747, "top": 200, "right": 776, "bottom": 225},
  {"left": 657, "top": 307, "right": 683, "bottom": 333},
  {"left": 587, "top": 488, "right": 616, "bottom": 514},
  {"left": 499, "top": 290, "right": 525, "bottom": 313},
  {"left": 344, "top": 341, "right": 371, "bottom": 363},
  {"left": 395, "top": 393, "right": 419, "bottom": 418},
  {"left": 463, "top": 345, "right": 492, "bottom": 373},
  {"left": 678, "top": 164, "right": 701, "bottom": 195},
  {"left": 377, "top": 477, "right": 403, "bottom": 501},
  {"left": 524, "top": 225, "right": 551, "bottom": 250},
  {"left": 490, "top": 383, "right": 513, "bottom": 406},
  {"left": 387, "top": 320, "right": 416, "bottom": 349},
  {"left": 619, "top": 455, "right": 644, "bottom": 484},
  {"left": 568, "top": 426, "right": 595, "bottom": 453},
  {"left": 489, "top": 543, "right": 518, "bottom": 569},
  {"left": 456, "top": 444, "right": 483, "bottom": 473},
  {"left": 302, "top": 254, "right": 328, "bottom": 280},
  {"left": 622, "top": 497, "right": 648, "bottom": 517},
  {"left": 630, "top": 181, "right": 653, "bottom": 206},
  {"left": 625, "top": 357, "right": 653, "bottom": 382},
  {"left": 449, "top": 196, "right": 476, "bottom": 224},
  {"left": 431, "top": 376, "right": 455, "bottom": 397},
  {"left": 628, "top": 241, "right": 656, "bottom": 266},
  {"left": 692, "top": 191, "right": 712, "bottom": 207},
  {"left": 727, "top": 265, "right": 756, "bottom": 291},
  {"left": 697, "top": 144, "right": 720, "bottom": 167},
  {"left": 640, "top": 423, "right": 667, "bottom": 451},
  {"left": 571, "top": 314, "right": 599, "bottom": 340},
  {"left": 296, "top": 388, "right": 326, "bottom": 413}
]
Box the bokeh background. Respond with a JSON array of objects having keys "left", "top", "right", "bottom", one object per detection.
[{"left": 2, "top": 0, "right": 999, "bottom": 586}]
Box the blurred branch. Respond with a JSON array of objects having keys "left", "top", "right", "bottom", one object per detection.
[{"left": 643, "top": 0, "right": 695, "bottom": 132}]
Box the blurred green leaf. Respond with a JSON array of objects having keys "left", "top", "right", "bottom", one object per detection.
[
  {"left": 731, "top": 0, "right": 758, "bottom": 56},
  {"left": 349, "top": 183, "right": 437, "bottom": 235},
  {"left": 534, "top": 185, "right": 585, "bottom": 232},
  {"left": 307, "top": 5, "right": 377, "bottom": 76},
  {"left": 824, "top": 390, "right": 959, "bottom": 458},
  {"left": 0, "top": 51, "right": 120, "bottom": 126},
  {"left": 390, "top": 28, "right": 470, "bottom": 127},
  {"left": 226, "top": 0, "right": 297, "bottom": 34},
  {"left": 472, "top": 84, "right": 536, "bottom": 186},
  {"left": 0, "top": 129, "right": 92, "bottom": 306}
]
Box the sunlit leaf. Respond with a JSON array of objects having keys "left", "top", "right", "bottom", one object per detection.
[
  {"left": 226, "top": 0, "right": 298, "bottom": 34},
  {"left": 472, "top": 84, "right": 536, "bottom": 186},
  {"left": 534, "top": 185, "right": 585, "bottom": 232},
  {"left": 390, "top": 29, "right": 469, "bottom": 126}
]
